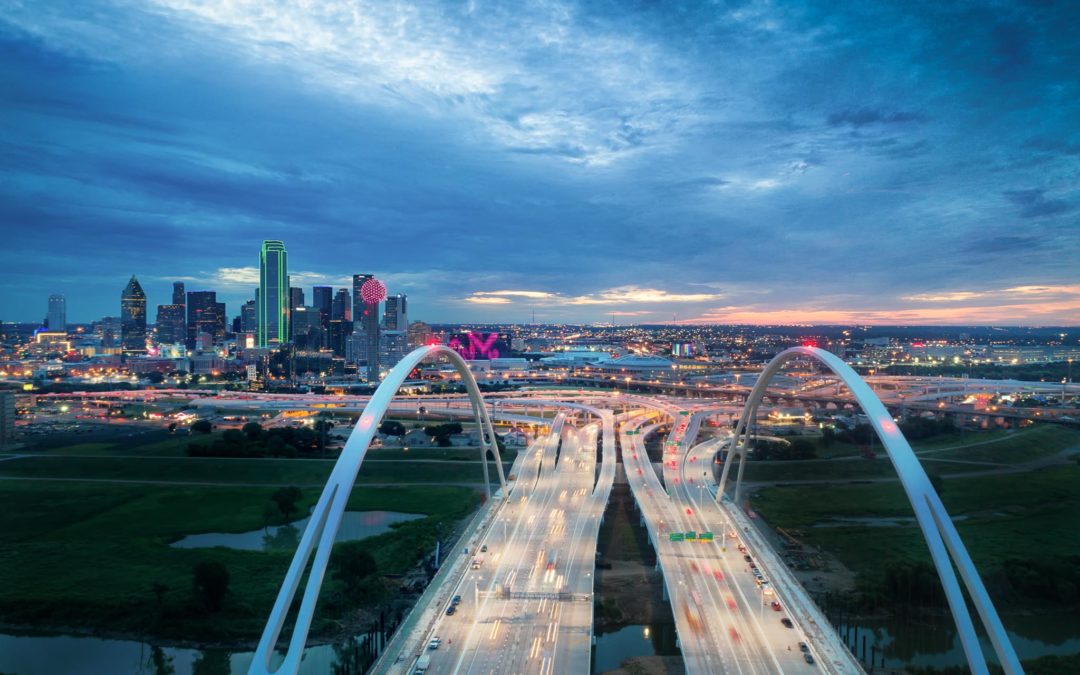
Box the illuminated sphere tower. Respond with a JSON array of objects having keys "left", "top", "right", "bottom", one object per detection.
[
  {"left": 258, "top": 240, "right": 290, "bottom": 347},
  {"left": 356, "top": 275, "right": 386, "bottom": 382}
]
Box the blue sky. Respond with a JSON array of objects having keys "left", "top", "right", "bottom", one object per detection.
[{"left": 2, "top": 0, "right": 1078, "bottom": 325}]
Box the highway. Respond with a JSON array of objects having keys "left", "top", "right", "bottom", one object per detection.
[
  {"left": 621, "top": 400, "right": 860, "bottom": 674},
  {"left": 390, "top": 402, "right": 616, "bottom": 675}
]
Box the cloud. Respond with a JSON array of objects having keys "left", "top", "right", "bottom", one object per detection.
[
  {"left": 1003, "top": 189, "right": 1071, "bottom": 218},
  {"left": 827, "top": 108, "right": 922, "bottom": 127}
]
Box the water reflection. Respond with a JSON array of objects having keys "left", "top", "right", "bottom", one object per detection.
[
  {"left": 592, "top": 622, "right": 679, "bottom": 673},
  {"left": 171, "top": 511, "right": 423, "bottom": 552}
]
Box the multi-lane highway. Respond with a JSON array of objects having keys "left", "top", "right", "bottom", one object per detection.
[{"left": 620, "top": 401, "right": 861, "bottom": 674}]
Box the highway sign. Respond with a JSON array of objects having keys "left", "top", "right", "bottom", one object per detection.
[
  {"left": 685, "top": 531, "right": 697, "bottom": 541},
  {"left": 669, "top": 532, "right": 684, "bottom": 542},
  {"left": 699, "top": 532, "right": 714, "bottom": 542}
]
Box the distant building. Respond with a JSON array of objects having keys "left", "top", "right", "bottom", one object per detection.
[
  {"left": 0, "top": 390, "right": 16, "bottom": 446},
  {"left": 258, "top": 240, "right": 289, "bottom": 347},
  {"left": 47, "top": 294, "right": 66, "bottom": 332},
  {"left": 379, "top": 330, "right": 409, "bottom": 367},
  {"left": 98, "top": 316, "right": 121, "bottom": 349},
  {"left": 332, "top": 288, "right": 351, "bottom": 322},
  {"left": 288, "top": 287, "right": 305, "bottom": 339},
  {"left": 240, "top": 299, "right": 257, "bottom": 335},
  {"left": 384, "top": 294, "right": 407, "bottom": 331},
  {"left": 407, "top": 321, "right": 434, "bottom": 347},
  {"left": 172, "top": 281, "right": 186, "bottom": 306},
  {"left": 312, "top": 286, "right": 333, "bottom": 329},
  {"left": 155, "top": 304, "right": 186, "bottom": 344},
  {"left": 353, "top": 274, "right": 381, "bottom": 381},
  {"left": 186, "top": 290, "right": 226, "bottom": 348},
  {"left": 120, "top": 275, "right": 147, "bottom": 356},
  {"left": 327, "top": 319, "right": 350, "bottom": 358},
  {"left": 291, "top": 306, "right": 323, "bottom": 350}
]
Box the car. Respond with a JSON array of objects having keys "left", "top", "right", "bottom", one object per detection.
[
  {"left": 738, "top": 545, "right": 747, "bottom": 553},
  {"left": 771, "top": 600, "right": 782, "bottom": 611},
  {"left": 798, "top": 642, "right": 809, "bottom": 653},
  {"left": 743, "top": 554, "right": 752, "bottom": 562},
  {"left": 781, "top": 617, "right": 793, "bottom": 628},
  {"left": 446, "top": 605, "right": 456, "bottom": 616},
  {"left": 451, "top": 595, "right": 461, "bottom": 605},
  {"left": 686, "top": 508, "right": 693, "bottom": 516},
  {"left": 804, "top": 653, "right": 815, "bottom": 665},
  {"left": 428, "top": 637, "right": 441, "bottom": 650},
  {"left": 480, "top": 545, "right": 488, "bottom": 553}
]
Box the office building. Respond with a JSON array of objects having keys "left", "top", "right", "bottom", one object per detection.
[
  {"left": 172, "top": 281, "right": 186, "bottom": 306},
  {"left": 155, "top": 304, "right": 186, "bottom": 344},
  {"left": 327, "top": 319, "right": 350, "bottom": 358},
  {"left": 384, "top": 294, "right": 407, "bottom": 331},
  {"left": 258, "top": 240, "right": 289, "bottom": 347},
  {"left": 380, "top": 330, "right": 409, "bottom": 366},
  {"left": 47, "top": 294, "right": 66, "bottom": 332},
  {"left": 186, "top": 290, "right": 226, "bottom": 348},
  {"left": 407, "top": 321, "right": 433, "bottom": 347},
  {"left": 120, "top": 275, "right": 147, "bottom": 356},
  {"left": 332, "top": 288, "right": 351, "bottom": 322},
  {"left": 98, "top": 316, "right": 122, "bottom": 349},
  {"left": 291, "top": 306, "right": 323, "bottom": 350},
  {"left": 312, "top": 286, "right": 333, "bottom": 329},
  {"left": 0, "top": 391, "right": 16, "bottom": 446},
  {"left": 352, "top": 274, "right": 381, "bottom": 381},
  {"left": 345, "top": 328, "right": 370, "bottom": 371},
  {"left": 240, "top": 299, "right": 257, "bottom": 335}
]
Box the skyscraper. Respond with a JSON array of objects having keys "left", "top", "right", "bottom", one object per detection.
[
  {"left": 187, "top": 291, "right": 226, "bottom": 348},
  {"left": 258, "top": 241, "right": 289, "bottom": 347},
  {"left": 384, "top": 294, "right": 407, "bottom": 331},
  {"left": 155, "top": 304, "right": 186, "bottom": 344},
  {"left": 288, "top": 287, "right": 304, "bottom": 340},
  {"left": 332, "top": 288, "right": 351, "bottom": 322},
  {"left": 312, "top": 286, "right": 333, "bottom": 329},
  {"left": 172, "top": 281, "right": 186, "bottom": 306},
  {"left": 240, "top": 299, "right": 257, "bottom": 335},
  {"left": 120, "top": 275, "right": 147, "bottom": 356},
  {"left": 352, "top": 274, "right": 382, "bottom": 381},
  {"left": 47, "top": 294, "right": 66, "bottom": 332}
]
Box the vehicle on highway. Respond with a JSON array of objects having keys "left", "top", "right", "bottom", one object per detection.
[
  {"left": 546, "top": 550, "right": 558, "bottom": 571},
  {"left": 743, "top": 554, "right": 752, "bottom": 562},
  {"left": 428, "top": 637, "right": 441, "bottom": 650},
  {"left": 781, "top": 617, "right": 793, "bottom": 628},
  {"left": 799, "top": 642, "right": 809, "bottom": 652},
  {"left": 804, "top": 653, "right": 815, "bottom": 665},
  {"left": 771, "top": 600, "right": 782, "bottom": 611},
  {"left": 446, "top": 605, "right": 456, "bottom": 616},
  {"left": 471, "top": 556, "right": 483, "bottom": 569},
  {"left": 451, "top": 595, "right": 461, "bottom": 605},
  {"left": 480, "top": 544, "right": 488, "bottom": 553}
]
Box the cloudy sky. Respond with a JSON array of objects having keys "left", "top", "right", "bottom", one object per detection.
[{"left": 2, "top": 0, "right": 1078, "bottom": 325}]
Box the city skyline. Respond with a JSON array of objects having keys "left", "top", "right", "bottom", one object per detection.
[{"left": 2, "top": 2, "right": 1078, "bottom": 325}]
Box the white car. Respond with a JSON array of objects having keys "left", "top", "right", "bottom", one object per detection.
[{"left": 428, "top": 637, "right": 441, "bottom": 650}]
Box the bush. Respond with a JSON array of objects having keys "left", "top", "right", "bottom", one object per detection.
[
  {"left": 191, "top": 419, "right": 213, "bottom": 434},
  {"left": 192, "top": 560, "right": 230, "bottom": 612}
]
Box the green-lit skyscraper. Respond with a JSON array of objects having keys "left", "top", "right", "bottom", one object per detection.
[{"left": 258, "top": 240, "right": 289, "bottom": 347}]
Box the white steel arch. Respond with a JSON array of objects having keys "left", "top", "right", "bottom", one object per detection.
[
  {"left": 717, "top": 347, "right": 1021, "bottom": 675},
  {"left": 249, "top": 345, "right": 507, "bottom": 675}
]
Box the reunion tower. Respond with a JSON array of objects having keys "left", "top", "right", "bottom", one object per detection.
[{"left": 353, "top": 274, "right": 387, "bottom": 382}]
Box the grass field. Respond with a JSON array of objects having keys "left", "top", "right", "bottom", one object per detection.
[
  {"left": 0, "top": 478, "right": 479, "bottom": 641},
  {"left": 750, "top": 463, "right": 1080, "bottom": 583}
]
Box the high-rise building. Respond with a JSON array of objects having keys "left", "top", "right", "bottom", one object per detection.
[
  {"left": 240, "top": 299, "right": 257, "bottom": 335},
  {"left": 172, "top": 281, "right": 186, "bottom": 306},
  {"left": 291, "top": 306, "right": 323, "bottom": 350},
  {"left": 332, "top": 288, "right": 351, "bottom": 322},
  {"left": 120, "top": 275, "right": 147, "bottom": 356},
  {"left": 47, "top": 294, "right": 66, "bottom": 332},
  {"left": 352, "top": 274, "right": 381, "bottom": 381},
  {"left": 155, "top": 304, "right": 186, "bottom": 344},
  {"left": 380, "top": 330, "right": 409, "bottom": 366},
  {"left": 327, "top": 319, "right": 350, "bottom": 358},
  {"left": 312, "top": 286, "right": 333, "bottom": 329},
  {"left": 187, "top": 291, "right": 226, "bottom": 348},
  {"left": 258, "top": 240, "right": 289, "bottom": 347},
  {"left": 384, "top": 294, "right": 407, "bottom": 331},
  {"left": 98, "top": 316, "right": 122, "bottom": 349},
  {"left": 288, "top": 287, "right": 304, "bottom": 340}
]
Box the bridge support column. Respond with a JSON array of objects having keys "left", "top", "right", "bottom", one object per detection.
[{"left": 661, "top": 578, "right": 668, "bottom": 602}]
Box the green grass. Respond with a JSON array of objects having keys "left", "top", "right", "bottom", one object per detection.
[
  {"left": 0, "top": 480, "right": 479, "bottom": 641},
  {"left": 917, "top": 425, "right": 1080, "bottom": 464},
  {"left": 0, "top": 455, "right": 509, "bottom": 485},
  {"left": 750, "top": 464, "right": 1080, "bottom": 581}
]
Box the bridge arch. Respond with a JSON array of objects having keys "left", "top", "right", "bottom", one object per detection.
[
  {"left": 249, "top": 345, "right": 507, "bottom": 675},
  {"left": 717, "top": 347, "right": 1021, "bottom": 675}
]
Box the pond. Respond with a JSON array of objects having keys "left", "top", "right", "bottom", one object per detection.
[
  {"left": 171, "top": 510, "right": 424, "bottom": 552},
  {"left": 834, "top": 612, "right": 1080, "bottom": 671},
  {"left": 0, "top": 630, "right": 383, "bottom": 675},
  {"left": 592, "top": 622, "right": 679, "bottom": 673}
]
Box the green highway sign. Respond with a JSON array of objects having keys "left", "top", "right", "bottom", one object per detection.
[
  {"left": 669, "top": 532, "right": 684, "bottom": 542},
  {"left": 699, "top": 532, "right": 714, "bottom": 542},
  {"left": 685, "top": 531, "right": 697, "bottom": 540}
]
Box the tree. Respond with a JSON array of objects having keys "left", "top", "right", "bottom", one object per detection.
[
  {"left": 146, "top": 371, "right": 166, "bottom": 384},
  {"left": 191, "top": 419, "right": 213, "bottom": 434},
  {"left": 379, "top": 420, "right": 406, "bottom": 437},
  {"left": 271, "top": 486, "right": 303, "bottom": 521},
  {"left": 242, "top": 421, "right": 263, "bottom": 441},
  {"left": 192, "top": 560, "right": 230, "bottom": 612},
  {"left": 332, "top": 542, "right": 379, "bottom": 599},
  {"left": 167, "top": 422, "right": 177, "bottom": 433}
]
